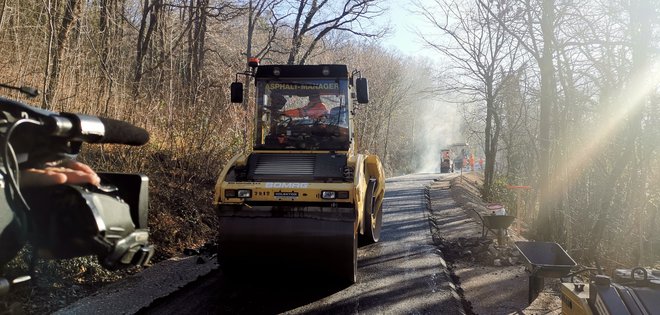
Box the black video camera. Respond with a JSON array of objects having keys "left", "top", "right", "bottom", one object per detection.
[{"left": 0, "top": 86, "right": 154, "bottom": 294}]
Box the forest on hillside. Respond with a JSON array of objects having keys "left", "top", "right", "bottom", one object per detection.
[
  {"left": 1, "top": 0, "right": 659, "bottom": 282},
  {"left": 415, "top": 0, "right": 660, "bottom": 268},
  {"left": 0, "top": 0, "right": 437, "bottom": 263}
]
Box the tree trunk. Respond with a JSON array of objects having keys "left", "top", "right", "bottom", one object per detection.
[
  {"left": 286, "top": 0, "right": 308, "bottom": 65},
  {"left": 98, "top": 0, "right": 115, "bottom": 115},
  {"left": 134, "top": 0, "right": 160, "bottom": 95},
  {"left": 0, "top": 0, "right": 8, "bottom": 31},
  {"left": 535, "top": 0, "right": 556, "bottom": 241},
  {"left": 46, "top": 0, "right": 83, "bottom": 107},
  {"left": 484, "top": 80, "right": 496, "bottom": 201}
]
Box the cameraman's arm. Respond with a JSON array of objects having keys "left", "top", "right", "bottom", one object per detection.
[{"left": 20, "top": 160, "right": 100, "bottom": 187}]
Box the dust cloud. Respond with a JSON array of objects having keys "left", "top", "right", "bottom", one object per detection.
[{"left": 414, "top": 98, "right": 462, "bottom": 173}]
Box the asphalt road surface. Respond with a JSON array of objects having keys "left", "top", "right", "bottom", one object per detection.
[{"left": 138, "top": 174, "right": 464, "bottom": 314}]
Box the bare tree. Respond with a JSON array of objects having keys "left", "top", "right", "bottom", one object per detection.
[
  {"left": 244, "top": 0, "right": 285, "bottom": 62},
  {"left": 97, "top": 0, "right": 123, "bottom": 116},
  {"left": 476, "top": 0, "right": 557, "bottom": 240},
  {"left": 283, "top": 0, "right": 387, "bottom": 65},
  {"left": 585, "top": 0, "right": 652, "bottom": 261},
  {"left": 473, "top": 0, "right": 660, "bottom": 266},
  {"left": 134, "top": 0, "right": 161, "bottom": 94},
  {"left": 535, "top": 0, "right": 557, "bottom": 241},
  {"left": 240, "top": 0, "right": 285, "bottom": 111},
  {"left": 185, "top": 1, "right": 240, "bottom": 95},
  {"left": 45, "top": 0, "right": 83, "bottom": 107},
  {"left": 415, "top": 0, "right": 519, "bottom": 200}
]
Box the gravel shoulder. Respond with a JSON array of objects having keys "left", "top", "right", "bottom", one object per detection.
[{"left": 429, "top": 172, "right": 562, "bottom": 315}]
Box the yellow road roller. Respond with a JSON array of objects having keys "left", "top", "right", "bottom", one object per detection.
[{"left": 214, "top": 60, "right": 385, "bottom": 284}]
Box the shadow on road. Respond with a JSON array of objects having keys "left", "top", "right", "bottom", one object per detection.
[
  {"left": 212, "top": 267, "right": 350, "bottom": 314},
  {"left": 140, "top": 265, "right": 350, "bottom": 315}
]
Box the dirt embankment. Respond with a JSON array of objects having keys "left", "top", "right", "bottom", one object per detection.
[{"left": 431, "top": 172, "right": 562, "bottom": 315}]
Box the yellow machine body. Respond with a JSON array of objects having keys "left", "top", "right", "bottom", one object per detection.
[
  {"left": 560, "top": 283, "right": 593, "bottom": 315},
  {"left": 214, "top": 64, "right": 384, "bottom": 283}
]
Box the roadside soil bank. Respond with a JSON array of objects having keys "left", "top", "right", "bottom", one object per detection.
[{"left": 430, "top": 172, "right": 561, "bottom": 315}]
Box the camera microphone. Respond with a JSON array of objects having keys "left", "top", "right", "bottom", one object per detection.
[
  {"left": 96, "top": 116, "right": 150, "bottom": 146},
  {"left": 48, "top": 113, "right": 150, "bottom": 146}
]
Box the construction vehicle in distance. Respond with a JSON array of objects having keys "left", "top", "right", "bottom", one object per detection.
[
  {"left": 213, "top": 59, "right": 385, "bottom": 284},
  {"left": 440, "top": 149, "right": 454, "bottom": 173}
]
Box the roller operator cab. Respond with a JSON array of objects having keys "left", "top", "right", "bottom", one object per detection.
[{"left": 214, "top": 61, "right": 385, "bottom": 284}]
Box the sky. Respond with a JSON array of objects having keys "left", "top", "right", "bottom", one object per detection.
[
  {"left": 380, "top": 0, "right": 442, "bottom": 63},
  {"left": 378, "top": 0, "right": 466, "bottom": 172}
]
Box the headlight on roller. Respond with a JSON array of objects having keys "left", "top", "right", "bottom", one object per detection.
[
  {"left": 225, "top": 189, "right": 251, "bottom": 198},
  {"left": 321, "top": 191, "right": 336, "bottom": 199},
  {"left": 321, "top": 191, "right": 349, "bottom": 199},
  {"left": 237, "top": 189, "right": 252, "bottom": 198}
]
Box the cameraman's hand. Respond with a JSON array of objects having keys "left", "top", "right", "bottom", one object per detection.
[{"left": 20, "top": 160, "right": 101, "bottom": 188}]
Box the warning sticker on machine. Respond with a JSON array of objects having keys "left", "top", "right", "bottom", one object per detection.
[{"left": 274, "top": 192, "right": 299, "bottom": 197}]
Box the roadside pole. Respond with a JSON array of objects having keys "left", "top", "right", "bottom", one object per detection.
[
  {"left": 459, "top": 152, "right": 463, "bottom": 184},
  {"left": 506, "top": 185, "right": 532, "bottom": 233},
  {"left": 452, "top": 143, "right": 468, "bottom": 184}
]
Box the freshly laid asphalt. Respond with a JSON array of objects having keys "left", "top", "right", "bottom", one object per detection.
[
  {"left": 58, "top": 174, "right": 465, "bottom": 314},
  {"left": 285, "top": 173, "right": 464, "bottom": 314}
]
